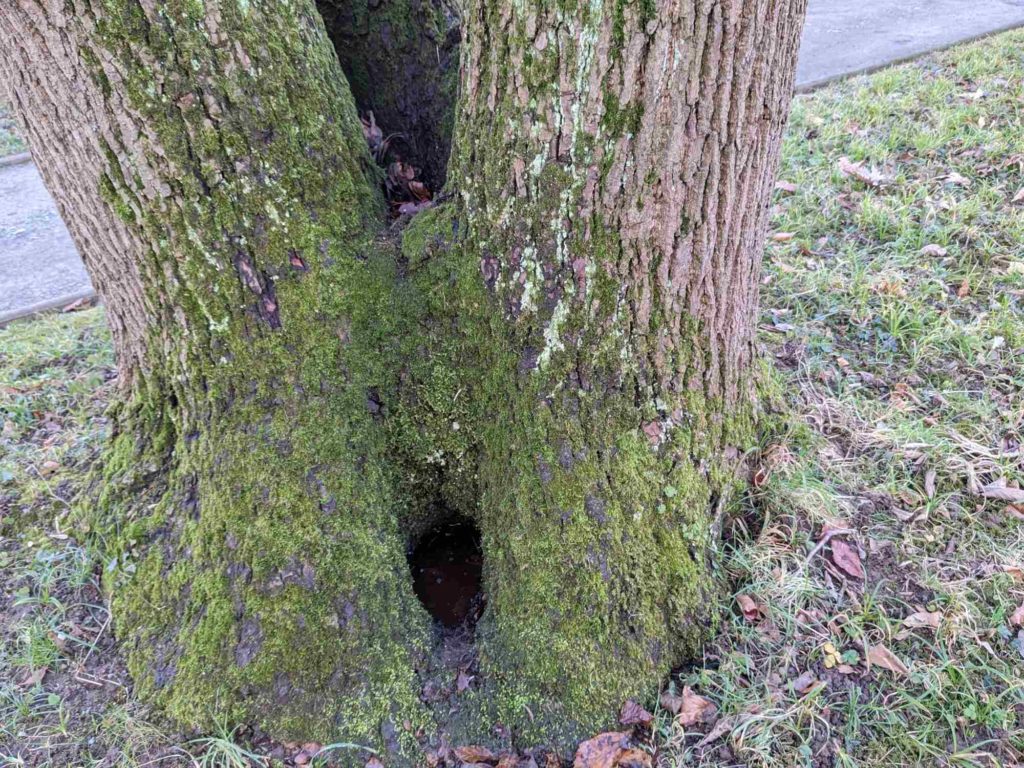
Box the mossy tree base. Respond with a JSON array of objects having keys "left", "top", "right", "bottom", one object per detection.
[{"left": 1, "top": 0, "right": 806, "bottom": 761}]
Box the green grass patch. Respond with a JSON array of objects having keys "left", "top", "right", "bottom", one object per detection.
[
  {"left": 664, "top": 29, "right": 1024, "bottom": 768},
  {"left": 0, "top": 101, "right": 26, "bottom": 158}
]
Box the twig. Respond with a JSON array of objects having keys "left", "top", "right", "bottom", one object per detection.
[{"left": 802, "top": 528, "right": 855, "bottom": 570}]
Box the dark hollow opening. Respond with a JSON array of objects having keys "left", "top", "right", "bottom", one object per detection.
[{"left": 409, "top": 518, "right": 483, "bottom": 628}]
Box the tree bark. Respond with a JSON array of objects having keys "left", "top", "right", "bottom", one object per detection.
[{"left": 0, "top": 0, "right": 805, "bottom": 759}]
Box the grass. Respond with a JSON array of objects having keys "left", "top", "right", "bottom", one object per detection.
[
  {"left": 661, "top": 29, "right": 1024, "bottom": 768},
  {"left": 2, "top": 28, "right": 1024, "bottom": 768},
  {"left": 0, "top": 102, "right": 26, "bottom": 158}
]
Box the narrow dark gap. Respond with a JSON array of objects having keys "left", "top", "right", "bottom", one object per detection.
[
  {"left": 408, "top": 516, "right": 484, "bottom": 629},
  {"left": 315, "top": 0, "right": 461, "bottom": 204}
]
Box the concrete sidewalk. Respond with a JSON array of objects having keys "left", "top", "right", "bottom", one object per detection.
[
  {"left": 3, "top": 0, "right": 1024, "bottom": 324},
  {"left": 797, "top": 0, "right": 1024, "bottom": 90}
]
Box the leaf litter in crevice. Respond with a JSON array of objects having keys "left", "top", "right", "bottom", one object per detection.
[{"left": 660, "top": 686, "right": 716, "bottom": 726}]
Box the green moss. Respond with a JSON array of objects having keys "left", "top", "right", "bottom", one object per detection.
[{"left": 75, "top": 0, "right": 758, "bottom": 759}]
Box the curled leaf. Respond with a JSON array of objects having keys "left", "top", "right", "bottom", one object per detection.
[
  {"left": 673, "top": 687, "right": 715, "bottom": 726},
  {"left": 572, "top": 732, "right": 631, "bottom": 768},
  {"left": 902, "top": 611, "right": 941, "bottom": 630},
  {"left": 736, "top": 594, "right": 763, "bottom": 622},
  {"left": 618, "top": 700, "right": 653, "bottom": 727},
  {"left": 867, "top": 644, "right": 909, "bottom": 676}
]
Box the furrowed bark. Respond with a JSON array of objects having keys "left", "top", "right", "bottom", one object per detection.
[
  {"left": 430, "top": 0, "right": 808, "bottom": 743},
  {"left": 0, "top": 0, "right": 434, "bottom": 751},
  {"left": 0, "top": 0, "right": 807, "bottom": 759}
]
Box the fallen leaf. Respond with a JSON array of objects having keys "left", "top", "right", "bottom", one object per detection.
[
  {"left": 572, "top": 732, "right": 631, "bottom": 768},
  {"left": 674, "top": 687, "right": 715, "bottom": 726},
  {"left": 618, "top": 700, "right": 653, "bottom": 727},
  {"left": 919, "top": 244, "right": 948, "bottom": 257},
  {"left": 1003, "top": 565, "right": 1023, "bottom": 581},
  {"left": 977, "top": 481, "right": 1024, "bottom": 503},
  {"left": 836, "top": 664, "right": 856, "bottom": 674},
  {"left": 957, "top": 278, "right": 970, "bottom": 298},
  {"left": 19, "top": 667, "right": 47, "bottom": 688},
  {"left": 775, "top": 180, "right": 798, "bottom": 194},
  {"left": 1011, "top": 601, "right": 1024, "bottom": 627},
  {"left": 830, "top": 539, "right": 865, "bottom": 579},
  {"left": 924, "top": 469, "right": 937, "bottom": 499},
  {"left": 790, "top": 670, "right": 818, "bottom": 694},
  {"left": 867, "top": 644, "right": 909, "bottom": 676},
  {"left": 40, "top": 460, "right": 60, "bottom": 476},
  {"left": 838, "top": 156, "right": 887, "bottom": 187},
  {"left": 365, "top": 758, "right": 385, "bottom": 768},
  {"left": 456, "top": 746, "right": 498, "bottom": 765},
  {"left": 772, "top": 232, "right": 795, "bottom": 242},
  {"left": 945, "top": 171, "right": 972, "bottom": 187},
  {"left": 62, "top": 297, "right": 90, "bottom": 313},
  {"left": 456, "top": 669, "right": 474, "bottom": 692},
  {"left": 736, "top": 594, "right": 763, "bottom": 622},
  {"left": 1012, "top": 187, "right": 1024, "bottom": 204},
  {"left": 902, "top": 611, "right": 941, "bottom": 630},
  {"left": 615, "top": 749, "right": 652, "bottom": 768},
  {"left": 695, "top": 714, "right": 750, "bottom": 748}
]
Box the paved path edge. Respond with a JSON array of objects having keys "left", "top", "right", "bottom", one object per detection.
[
  {"left": 795, "top": 19, "right": 1024, "bottom": 93},
  {"left": 0, "top": 288, "right": 98, "bottom": 327},
  {"left": 0, "top": 151, "right": 32, "bottom": 169}
]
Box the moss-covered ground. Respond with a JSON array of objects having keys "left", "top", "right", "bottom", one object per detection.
[{"left": 3, "top": 29, "right": 1024, "bottom": 767}]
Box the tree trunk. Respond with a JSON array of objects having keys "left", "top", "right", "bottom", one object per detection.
[{"left": 0, "top": 0, "right": 805, "bottom": 760}]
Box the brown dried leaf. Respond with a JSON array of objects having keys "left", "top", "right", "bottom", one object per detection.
[
  {"left": 1010, "top": 601, "right": 1024, "bottom": 627},
  {"left": 838, "top": 156, "right": 887, "bottom": 187},
  {"left": 618, "top": 700, "right": 653, "bottom": 726},
  {"left": 62, "top": 297, "right": 90, "bottom": 313},
  {"left": 615, "top": 749, "right": 651, "bottom": 768},
  {"left": 830, "top": 539, "right": 865, "bottom": 579},
  {"left": 455, "top": 746, "right": 498, "bottom": 765},
  {"left": 365, "top": 758, "right": 385, "bottom": 768},
  {"left": 924, "top": 469, "right": 937, "bottom": 500},
  {"left": 919, "top": 244, "right": 948, "bottom": 257},
  {"left": 772, "top": 232, "right": 795, "bottom": 242},
  {"left": 902, "top": 611, "right": 941, "bottom": 630},
  {"left": 775, "top": 180, "right": 798, "bottom": 194},
  {"left": 790, "top": 669, "right": 818, "bottom": 694},
  {"left": 736, "top": 594, "right": 762, "bottom": 622},
  {"left": 977, "top": 481, "right": 1024, "bottom": 503},
  {"left": 409, "top": 180, "right": 432, "bottom": 202},
  {"left": 674, "top": 686, "right": 715, "bottom": 726},
  {"left": 867, "top": 644, "right": 909, "bottom": 676},
  {"left": 695, "top": 714, "right": 750, "bottom": 748},
  {"left": 19, "top": 667, "right": 47, "bottom": 688},
  {"left": 572, "top": 732, "right": 631, "bottom": 768},
  {"left": 1012, "top": 187, "right": 1024, "bottom": 204},
  {"left": 456, "top": 669, "right": 474, "bottom": 693}
]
